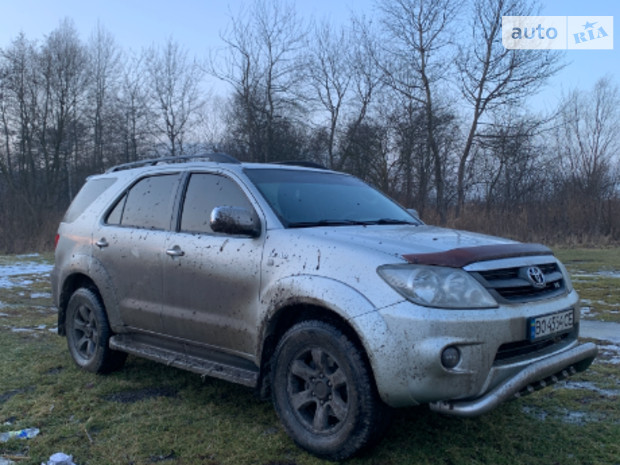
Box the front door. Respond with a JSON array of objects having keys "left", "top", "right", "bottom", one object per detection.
[{"left": 161, "top": 172, "right": 264, "bottom": 356}]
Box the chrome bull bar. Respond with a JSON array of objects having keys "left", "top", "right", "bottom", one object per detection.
[{"left": 430, "top": 342, "right": 598, "bottom": 417}]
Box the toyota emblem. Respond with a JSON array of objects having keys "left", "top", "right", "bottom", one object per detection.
[{"left": 526, "top": 266, "right": 546, "bottom": 288}]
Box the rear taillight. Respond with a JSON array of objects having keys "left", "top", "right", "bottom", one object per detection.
[{"left": 54, "top": 234, "right": 60, "bottom": 249}]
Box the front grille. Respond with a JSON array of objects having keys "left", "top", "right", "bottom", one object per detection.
[{"left": 471, "top": 262, "right": 566, "bottom": 303}]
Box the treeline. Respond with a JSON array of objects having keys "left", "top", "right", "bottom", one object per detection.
[{"left": 1, "top": 0, "right": 619, "bottom": 253}]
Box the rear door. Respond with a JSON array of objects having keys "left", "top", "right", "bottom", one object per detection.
[
  {"left": 93, "top": 173, "right": 181, "bottom": 333},
  {"left": 161, "top": 172, "right": 264, "bottom": 356}
]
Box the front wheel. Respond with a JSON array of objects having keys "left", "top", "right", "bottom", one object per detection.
[
  {"left": 65, "top": 288, "right": 127, "bottom": 374},
  {"left": 271, "top": 320, "right": 391, "bottom": 460}
]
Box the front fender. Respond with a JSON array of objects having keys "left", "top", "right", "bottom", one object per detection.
[
  {"left": 258, "top": 274, "right": 406, "bottom": 403},
  {"left": 260, "top": 274, "right": 377, "bottom": 322}
]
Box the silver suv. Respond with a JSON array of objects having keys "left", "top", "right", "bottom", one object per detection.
[{"left": 52, "top": 154, "right": 597, "bottom": 460}]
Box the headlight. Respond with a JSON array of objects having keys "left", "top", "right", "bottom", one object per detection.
[{"left": 378, "top": 265, "right": 498, "bottom": 309}]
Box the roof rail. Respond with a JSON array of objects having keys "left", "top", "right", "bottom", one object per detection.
[
  {"left": 106, "top": 152, "right": 240, "bottom": 173},
  {"left": 275, "top": 160, "right": 328, "bottom": 170}
]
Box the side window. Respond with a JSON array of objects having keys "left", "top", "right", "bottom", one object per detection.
[
  {"left": 105, "top": 174, "right": 179, "bottom": 230},
  {"left": 64, "top": 177, "right": 117, "bottom": 223},
  {"left": 105, "top": 193, "right": 127, "bottom": 225},
  {"left": 180, "top": 173, "right": 254, "bottom": 234}
]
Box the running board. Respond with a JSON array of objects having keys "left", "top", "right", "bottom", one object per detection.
[{"left": 109, "top": 335, "right": 259, "bottom": 387}]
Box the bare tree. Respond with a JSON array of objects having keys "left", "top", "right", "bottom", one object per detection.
[
  {"left": 455, "top": 0, "right": 563, "bottom": 216},
  {"left": 554, "top": 77, "right": 620, "bottom": 236},
  {"left": 0, "top": 21, "right": 89, "bottom": 251},
  {"left": 337, "top": 16, "right": 386, "bottom": 172},
  {"left": 387, "top": 98, "right": 459, "bottom": 216},
  {"left": 0, "top": 33, "right": 39, "bottom": 188},
  {"left": 377, "top": 0, "right": 457, "bottom": 223},
  {"left": 340, "top": 118, "right": 393, "bottom": 192},
  {"left": 558, "top": 77, "right": 619, "bottom": 196},
  {"left": 210, "top": 0, "right": 307, "bottom": 162},
  {"left": 86, "top": 22, "right": 121, "bottom": 170},
  {"left": 195, "top": 94, "right": 227, "bottom": 152},
  {"left": 305, "top": 21, "right": 351, "bottom": 168},
  {"left": 39, "top": 18, "right": 89, "bottom": 202},
  {"left": 145, "top": 37, "right": 205, "bottom": 157},
  {"left": 476, "top": 113, "right": 546, "bottom": 213},
  {"left": 117, "top": 52, "right": 154, "bottom": 163}
]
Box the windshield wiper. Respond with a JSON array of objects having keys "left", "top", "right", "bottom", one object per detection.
[
  {"left": 287, "top": 219, "right": 369, "bottom": 228},
  {"left": 364, "top": 218, "right": 418, "bottom": 225},
  {"left": 287, "top": 218, "right": 418, "bottom": 228}
]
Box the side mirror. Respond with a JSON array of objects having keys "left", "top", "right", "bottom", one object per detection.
[{"left": 210, "top": 206, "right": 261, "bottom": 237}]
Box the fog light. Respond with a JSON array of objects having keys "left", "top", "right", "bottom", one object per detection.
[{"left": 441, "top": 346, "right": 461, "bottom": 369}]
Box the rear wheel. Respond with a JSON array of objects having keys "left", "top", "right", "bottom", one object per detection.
[
  {"left": 65, "top": 288, "right": 127, "bottom": 374},
  {"left": 271, "top": 320, "right": 391, "bottom": 460}
]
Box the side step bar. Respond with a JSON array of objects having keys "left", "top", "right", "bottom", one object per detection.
[
  {"left": 109, "top": 335, "right": 259, "bottom": 387},
  {"left": 429, "top": 342, "right": 598, "bottom": 417}
]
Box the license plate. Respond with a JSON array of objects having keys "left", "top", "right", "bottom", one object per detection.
[{"left": 528, "top": 309, "right": 574, "bottom": 341}]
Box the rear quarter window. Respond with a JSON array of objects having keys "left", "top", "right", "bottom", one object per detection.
[{"left": 63, "top": 177, "right": 117, "bottom": 223}]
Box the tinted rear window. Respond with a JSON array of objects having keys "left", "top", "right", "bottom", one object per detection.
[
  {"left": 113, "top": 174, "right": 179, "bottom": 230},
  {"left": 63, "top": 178, "right": 117, "bottom": 223}
]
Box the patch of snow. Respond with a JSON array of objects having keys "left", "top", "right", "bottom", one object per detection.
[
  {"left": 559, "top": 380, "right": 619, "bottom": 397},
  {"left": 10, "top": 324, "right": 47, "bottom": 333},
  {"left": 521, "top": 406, "right": 548, "bottom": 421},
  {"left": 0, "top": 261, "right": 53, "bottom": 289},
  {"left": 573, "top": 271, "right": 620, "bottom": 279},
  {"left": 599, "top": 344, "right": 620, "bottom": 365},
  {"left": 30, "top": 292, "right": 52, "bottom": 299},
  {"left": 559, "top": 410, "right": 592, "bottom": 425},
  {"left": 521, "top": 406, "right": 606, "bottom": 425},
  {"left": 582, "top": 299, "right": 615, "bottom": 307},
  {"left": 597, "top": 271, "right": 620, "bottom": 278},
  {"left": 580, "top": 320, "right": 620, "bottom": 344}
]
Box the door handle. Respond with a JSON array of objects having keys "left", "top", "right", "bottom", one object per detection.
[
  {"left": 95, "top": 238, "right": 109, "bottom": 249},
  {"left": 166, "top": 245, "right": 185, "bottom": 257}
]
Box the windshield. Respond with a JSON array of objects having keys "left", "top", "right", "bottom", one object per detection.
[{"left": 244, "top": 168, "right": 420, "bottom": 228}]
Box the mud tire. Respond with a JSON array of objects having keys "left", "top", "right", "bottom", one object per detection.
[
  {"left": 271, "top": 320, "right": 391, "bottom": 460},
  {"left": 65, "top": 288, "right": 127, "bottom": 374}
]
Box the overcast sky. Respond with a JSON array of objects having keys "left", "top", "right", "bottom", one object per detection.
[{"left": 1, "top": 0, "right": 618, "bottom": 108}]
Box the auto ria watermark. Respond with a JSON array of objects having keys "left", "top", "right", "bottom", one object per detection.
[{"left": 502, "top": 16, "right": 613, "bottom": 49}]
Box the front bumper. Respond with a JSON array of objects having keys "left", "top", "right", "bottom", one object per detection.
[
  {"left": 429, "top": 341, "right": 598, "bottom": 416},
  {"left": 352, "top": 287, "right": 597, "bottom": 409}
]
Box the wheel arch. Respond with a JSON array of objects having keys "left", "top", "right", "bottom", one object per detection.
[
  {"left": 57, "top": 273, "right": 100, "bottom": 336},
  {"left": 257, "top": 299, "right": 378, "bottom": 401},
  {"left": 57, "top": 255, "right": 123, "bottom": 335}
]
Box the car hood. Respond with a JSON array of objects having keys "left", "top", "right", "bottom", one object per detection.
[{"left": 295, "top": 224, "right": 517, "bottom": 261}]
